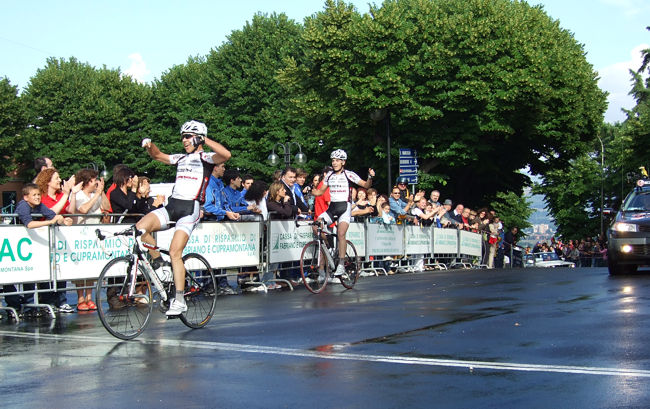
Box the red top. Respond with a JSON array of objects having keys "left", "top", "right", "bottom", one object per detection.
[
  {"left": 106, "top": 183, "right": 117, "bottom": 212},
  {"left": 41, "top": 191, "right": 70, "bottom": 214},
  {"left": 314, "top": 181, "right": 330, "bottom": 218}
]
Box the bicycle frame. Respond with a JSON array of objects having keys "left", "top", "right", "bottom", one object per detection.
[{"left": 97, "top": 227, "right": 168, "bottom": 303}]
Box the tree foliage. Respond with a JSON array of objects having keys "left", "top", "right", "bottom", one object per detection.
[
  {"left": 490, "top": 190, "right": 533, "bottom": 234},
  {"left": 0, "top": 78, "right": 25, "bottom": 183},
  {"left": 20, "top": 57, "right": 152, "bottom": 181},
  {"left": 279, "top": 0, "right": 607, "bottom": 206}
]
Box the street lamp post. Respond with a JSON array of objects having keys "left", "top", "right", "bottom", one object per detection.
[
  {"left": 267, "top": 141, "right": 307, "bottom": 168},
  {"left": 596, "top": 135, "right": 605, "bottom": 238},
  {"left": 370, "top": 108, "right": 391, "bottom": 194},
  {"left": 86, "top": 161, "right": 109, "bottom": 180}
]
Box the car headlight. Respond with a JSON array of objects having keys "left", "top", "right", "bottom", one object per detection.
[{"left": 613, "top": 222, "right": 638, "bottom": 232}]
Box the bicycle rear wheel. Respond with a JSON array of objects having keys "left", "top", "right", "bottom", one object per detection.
[
  {"left": 180, "top": 253, "right": 217, "bottom": 329},
  {"left": 300, "top": 241, "right": 328, "bottom": 294},
  {"left": 339, "top": 240, "right": 360, "bottom": 289},
  {"left": 96, "top": 256, "right": 153, "bottom": 340}
]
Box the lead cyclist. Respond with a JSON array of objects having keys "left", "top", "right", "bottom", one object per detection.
[
  {"left": 138, "top": 120, "right": 231, "bottom": 316},
  {"left": 311, "top": 149, "right": 375, "bottom": 276}
]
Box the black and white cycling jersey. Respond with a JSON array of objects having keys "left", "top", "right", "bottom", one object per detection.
[
  {"left": 168, "top": 151, "right": 216, "bottom": 203},
  {"left": 323, "top": 170, "right": 362, "bottom": 203}
]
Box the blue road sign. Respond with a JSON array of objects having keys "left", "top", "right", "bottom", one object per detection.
[
  {"left": 399, "top": 165, "right": 418, "bottom": 175},
  {"left": 401, "top": 175, "right": 418, "bottom": 184},
  {"left": 399, "top": 157, "right": 418, "bottom": 166},
  {"left": 399, "top": 148, "right": 417, "bottom": 157}
]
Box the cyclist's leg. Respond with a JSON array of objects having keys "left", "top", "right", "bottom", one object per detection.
[
  {"left": 170, "top": 202, "right": 200, "bottom": 295},
  {"left": 135, "top": 209, "right": 165, "bottom": 260},
  {"left": 169, "top": 229, "right": 191, "bottom": 293},
  {"left": 337, "top": 221, "right": 349, "bottom": 265},
  {"left": 336, "top": 203, "right": 352, "bottom": 267}
]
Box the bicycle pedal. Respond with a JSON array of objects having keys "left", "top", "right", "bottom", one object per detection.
[{"left": 166, "top": 314, "right": 181, "bottom": 320}]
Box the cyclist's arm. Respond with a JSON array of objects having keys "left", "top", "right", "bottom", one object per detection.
[
  {"left": 204, "top": 137, "right": 231, "bottom": 164},
  {"left": 143, "top": 140, "right": 171, "bottom": 164}
]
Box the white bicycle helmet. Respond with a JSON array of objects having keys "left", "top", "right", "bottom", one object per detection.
[
  {"left": 330, "top": 149, "right": 347, "bottom": 160},
  {"left": 180, "top": 120, "right": 207, "bottom": 137}
]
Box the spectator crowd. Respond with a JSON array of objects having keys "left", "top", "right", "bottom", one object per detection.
[{"left": 4, "top": 154, "right": 580, "bottom": 317}]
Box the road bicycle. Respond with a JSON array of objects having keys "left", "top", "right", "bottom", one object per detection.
[
  {"left": 94, "top": 226, "right": 216, "bottom": 340},
  {"left": 297, "top": 219, "right": 360, "bottom": 294}
]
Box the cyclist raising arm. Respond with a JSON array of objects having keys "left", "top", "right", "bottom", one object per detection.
[
  {"left": 312, "top": 149, "right": 374, "bottom": 276},
  {"left": 138, "top": 120, "right": 231, "bottom": 316}
]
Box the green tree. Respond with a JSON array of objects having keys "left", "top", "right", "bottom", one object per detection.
[
  {"left": 623, "top": 31, "right": 650, "bottom": 170},
  {"left": 205, "top": 13, "right": 309, "bottom": 179},
  {"left": 145, "top": 56, "right": 213, "bottom": 182},
  {"left": 279, "top": 0, "right": 607, "bottom": 205},
  {"left": 20, "top": 57, "right": 152, "bottom": 181},
  {"left": 0, "top": 78, "right": 25, "bottom": 183},
  {"left": 490, "top": 190, "right": 533, "bottom": 235}
]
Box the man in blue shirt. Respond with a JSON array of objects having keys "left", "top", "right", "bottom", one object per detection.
[
  {"left": 388, "top": 186, "right": 415, "bottom": 221},
  {"left": 203, "top": 163, "right": 239, "bottom": 221},
  {"left": 222, "top": 169, "right": 254, "bottom": 217},
  {"left": 201, "top": 165, "right": 240, "bottom": 295}
]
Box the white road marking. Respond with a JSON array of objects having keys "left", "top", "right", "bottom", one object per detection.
[{"left": 2, "top": 330, "right": 649, "bottom": 378}]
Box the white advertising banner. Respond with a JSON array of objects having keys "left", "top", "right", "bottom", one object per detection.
[
  {"left": 459, "top": 230, "right": 483, "bottom": 257},
  {"left": 346, "top": 222, "right": 366, "bottom": 257},
  {"left": 54, "top": 224, "right": 136, "bottom": 280},
  {"left": 432, "top": 228, "right": 458, "bottom": 255},
  {"left": 0, "top": 226, "right": 51, "bottom": 284},
  {"left": 268, "top": 220, "right": 315, "bottom": 263},
  {"left": 405, "top": 225, "right": 433, "bottom": 255},
  {"left": 366, "top": 223, "right": 404, "bottom": 256},
  {"left": 157, "top": 222, "right": 260, "bottom": 268}
]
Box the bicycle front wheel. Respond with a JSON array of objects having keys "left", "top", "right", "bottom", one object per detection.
[
  {"left": 180, "top": 253, "right": 217, "bottom": 329},
  {"left": 300, "top": 241, "right": 328, "bottom": 294},
  {"left": 339, "top": 240, "right": 360, "bottom": 289},
  {"left": 96, "top": 256, "right": 153, "bottom": 340}
]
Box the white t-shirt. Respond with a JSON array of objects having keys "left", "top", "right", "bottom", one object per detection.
[
  {"left": 168, "top": 151, "right": 216, "bottom": 202},
  {"left": 75, "top": 190, "right": 102, "bottom": 224},
  {"left": 323, "top": 170, "right": 362, "bottom": 203}
]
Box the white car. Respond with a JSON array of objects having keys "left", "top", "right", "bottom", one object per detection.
[{"left": 524, "top": 252, "right": 575, "bottom": 268}]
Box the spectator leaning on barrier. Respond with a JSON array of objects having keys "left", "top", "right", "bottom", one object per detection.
[
  {"left": 411, "top": 197, "right": 435, "bottom": 226},
  {"left": 294, "top": 168, "right": 309, "bottom": 212},
  {"left": 204, "top": 163, "right": 236, "bottom": 221},
  {"left": 280, "top": 167, "right": 309, "bottom": 215},
  {"left": 73, "top": 168, "right": 111, "bottom": 311},
  {"left": 243, "top": 180, "right": 268, "bottom": 222},
  {"left": 428, "top": 190, "right": 441, "bottom": 207},
  {"left": 267, "top": 181, "right": 297, "bottom": 220},
  {"left": 222, "top": 169, "right": 256, "bottom": 219},
  {"left": 74, "top": 168, "right": 110, "bottom": 224},
  {"left": 202, "top": 164, "right": 240, "bottom": 295},
  {"left": 351, "top": 188, "right": 373, "bottom": 219},
  {"left": 4, "top": 184, "right": 73, "bottom": 316},
  {"left": 35, "top": 168, "right": 80, "bottom": 313},
  {"left": 134, "top": 176, "right": 165, "bottom": 216},
  {"left": 241, "top": 174, "right": 254, "bottom": 197},
  {"left": 388, "top": 186, "right": 414, "bottom": 221},
  {"left": 109, "top": 166, "right": 139, "bottom": 224}
]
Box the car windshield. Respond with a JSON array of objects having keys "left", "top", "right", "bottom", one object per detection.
[
  {"left": 621, "top": 191, "right": 650, "bottom": 212},
  {"left": 535, "top": 252, "right": 559, "bottom": 261}
]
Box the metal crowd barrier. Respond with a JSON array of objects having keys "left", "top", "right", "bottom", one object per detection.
[{"left": 1, "top": 217, "right": 487, "bottom": 320}]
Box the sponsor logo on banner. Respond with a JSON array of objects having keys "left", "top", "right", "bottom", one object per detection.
[{"left": 0, "top": 226, "right": 50, "bottom": 284}]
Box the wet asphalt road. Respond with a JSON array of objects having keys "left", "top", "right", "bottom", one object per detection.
[{"left": 1, "top": 267, "right": 649, "bottom": 409}]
